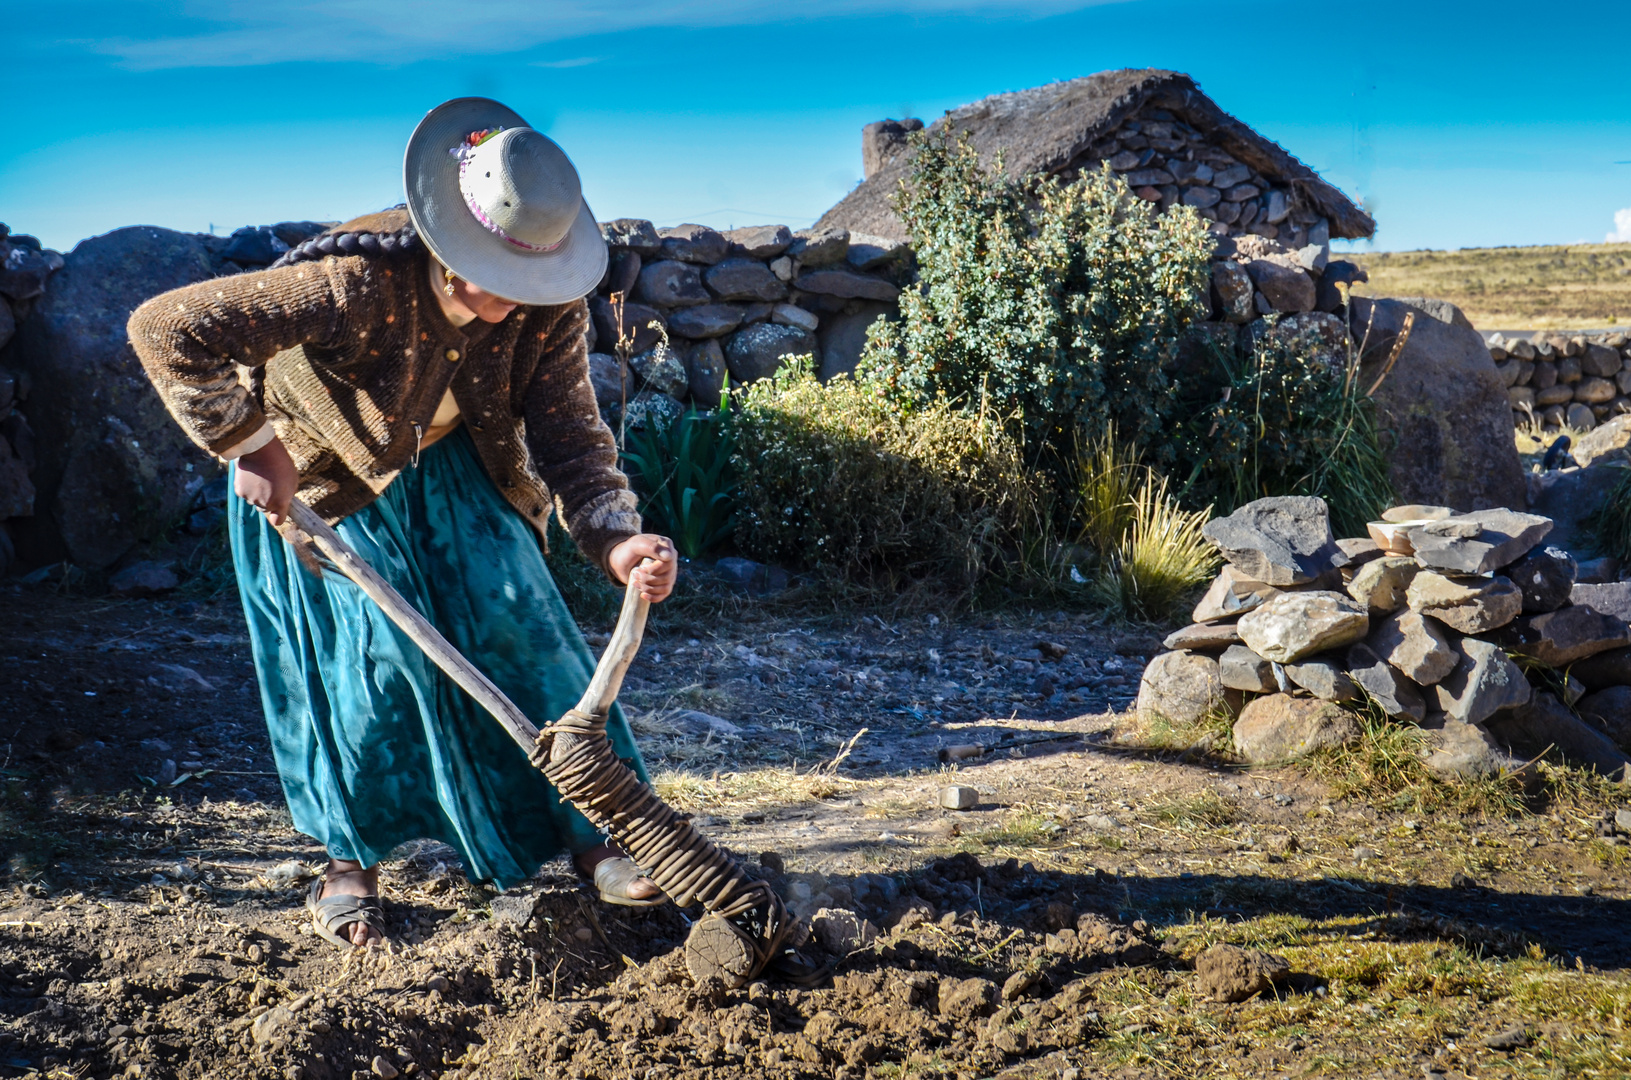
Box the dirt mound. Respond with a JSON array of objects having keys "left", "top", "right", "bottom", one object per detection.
[{"left": 2, "top": 852, "right": 1172, "bottom": 1079}]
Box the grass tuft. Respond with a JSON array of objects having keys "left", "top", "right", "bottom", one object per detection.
[{"left": 1091, "top": 470, "right": 1218, "bottom": 622}]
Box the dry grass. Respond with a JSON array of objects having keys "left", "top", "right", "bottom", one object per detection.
[
  {"left": 1348, "top": 242, "right": 1631, "bottom": 330},
  {"left": 1114, "top": 911, "right": 1631, "bottom": 1077},
  {"left": 650, "top": 765, "right": 873, "bottom": 815}
]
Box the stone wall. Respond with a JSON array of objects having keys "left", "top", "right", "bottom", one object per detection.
[
  {"left": 2, "top": 220, "right": 328, "bottom": 573},
  {"left": 1059, "top": 110, "right": 1334, "bottom": 249},
  {"left": 1488, "top": 331, "right": 1631, "bottom": 432},
  {"left": 0, "top": 203, "right": 1517, "bottom": 576},
  {"left": 0, "top": 223, "right": 64, "bottom": 575},
  {"left": 583, "top": 218, "right": 907, "bottom": 428}
]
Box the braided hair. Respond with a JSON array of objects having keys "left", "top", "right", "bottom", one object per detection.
[{"left": 268, "top": 206, "right": 421, "bottom": 269}]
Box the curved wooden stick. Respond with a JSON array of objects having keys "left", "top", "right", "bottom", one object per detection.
[
  {"left": 284, "top": 497, "right": 544, "bottom": 747},
  {"left": 283, "top": 497, "right": 652, "bottom": 738}
]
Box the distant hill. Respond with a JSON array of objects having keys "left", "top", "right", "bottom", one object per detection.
[{"left": 1346, "top": 242, "right": 1631, "bottom": 331}]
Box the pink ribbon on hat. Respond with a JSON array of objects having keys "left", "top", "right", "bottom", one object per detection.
[{"left": 451, "top": 130, "right": 566, "bottom": 254}]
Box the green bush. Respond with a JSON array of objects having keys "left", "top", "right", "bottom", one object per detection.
[
  {"left": 1170, "top": 319, "right": 1395, "bottom": 537},
  {"left": 619, "top": 401, "right": 737, "bottom": 559},
  {"left": 861, "top": 129, "right": 1214, "bottom": 475},
  {"left": 730, "top": 360, "right": 1041, "bottom": 585},
  {"left": 1585, "top": 467, "right": 1631, "bottom": 563}
]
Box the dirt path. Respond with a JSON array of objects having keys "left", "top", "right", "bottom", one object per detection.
[{"left": 2, "top": 579, "right": 1629, "bottom": 1079}]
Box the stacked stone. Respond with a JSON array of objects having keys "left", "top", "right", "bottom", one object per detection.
[
  {"left": 1136, "top": 495, "right": 1631, "bottom": 781},
  {"left": 0, "top": 223, "right": 65, "bottom": 575},
  {"left": 1065, "top": 109, "right": 1324, "bottom": 246},
  {"left": 586, "top": 220, "right": 907, "bottom": 429},
  {"left": 1492, "top": 331, "right": 1631, "bottom": 432}
]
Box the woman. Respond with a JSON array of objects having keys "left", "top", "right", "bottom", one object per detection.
[{"left": 130, "top": 98, "right": 673, "bottom": 948}]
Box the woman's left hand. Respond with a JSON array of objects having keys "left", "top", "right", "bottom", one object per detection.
[{"left": 608, "top": 534, "right": 678, "bottom": 603}]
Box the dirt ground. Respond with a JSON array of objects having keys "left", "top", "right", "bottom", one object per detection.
[{"left": 3, "top": 564, "right": 1631, "bottom": 1080}]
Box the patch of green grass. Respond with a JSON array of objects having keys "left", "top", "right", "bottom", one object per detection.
[
  {"left": 974, "top": 809, "right": 1067, "bottom": 850},
  {"left": 1303, "top": 705, "right": 1528, "bottom": 817},
  {"left": 1144, "top": 789, "right": 1238, "bottom": 830}
]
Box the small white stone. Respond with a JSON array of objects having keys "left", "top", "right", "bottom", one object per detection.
[{"left": 939, "top": 785, "right": 979, "bottom": 810}]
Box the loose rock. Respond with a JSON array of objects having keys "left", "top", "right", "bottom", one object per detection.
[
  {"left": 1232, "top": 693, "right": 1360, "bottom": 763},
  {"left": 1485, "top": 691, "right": 1631, "bottom": 780},
  {"left": 1136, "top": 651, "right": 1231, "bottom": 724},
  {"left": 1219, "top": 644, "right": 1276, "bottom": 693},
  {"left": 1162, "top": 622, "right": 1242, "bottom": 652},
  {"left": 1202, "top": 496, "right": 1343, "bottom": 586},
  {"left": 1194, "top": 943, "right": 1291, "bottom": 1002},
  {"left": 1497, "top": 605, "right": 1631, "bottom": 667},
  {"left": 1433, "top": 637, "right": 1531, "bottom": 724},
  {"left": 1578, "top": 687, "right": 1631, "bottom": 749},
  {"left": 1345, "top": 555, "right": 1420, "bottom": 613},
  {"left": 1423, "top": 716, "right": 1518, "bottom": 779},
  {"left": 1283, "top": 658, "right": 1360, "bottom": 702},
  {"left": 1406, "top": 572, "right": 1523, "bottom": 634},
  {"left": 107, "top": 560, "right": 179, "bottom": 597},
  {"left": 1571, "top": 581, "right": 1631, "bottom": 622},
  {"left": 1507, "top": 546, "right": 1578, "bottom": 613},
  {"left": 1191, "top": 564, "right": 1278, "bottom": 622},
  {"left": 1346, "top": 643, "right": 1426, "bottom": 720},
  {"left": 1407, "top": 508, "right": 1552, "bottom": 575},
  {"left": 1237, "top": 591, "right": 1369, "bottom": 664},
  {"left": 939, "top": 785, "right": 979, "bottom": 810}
]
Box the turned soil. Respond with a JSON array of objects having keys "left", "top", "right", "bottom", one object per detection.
[{"left": 2, "top": 570, "right": 1630, "bottom": 1080}]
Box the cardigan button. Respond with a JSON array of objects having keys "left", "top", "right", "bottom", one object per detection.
[{"left": 444, "top": 348, "right": 461, "bottom": 362}]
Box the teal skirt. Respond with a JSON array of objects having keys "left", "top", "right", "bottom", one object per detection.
[{"left": 228, "top": 426, "right": 648, "bottom": 890}]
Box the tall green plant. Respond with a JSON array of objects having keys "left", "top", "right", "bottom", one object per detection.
[
  {"left": 730, "top": 360, "right": 1041, "bottom": 586},
  {"left": 1172, "top": 321, "right": 1395, "bottom": 537},
  {"left": 1090, "top": 469, "right": 1218, "bottom": 622},
  {"left": 861, "top": 129, "right": 1214, "bottom": 476},
  {"left": 619, "top": 400, "right": 738, "bottom": 559}
]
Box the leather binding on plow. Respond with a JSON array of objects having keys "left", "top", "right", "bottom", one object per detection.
[{"left": 281, "top": 498, "right": 812, "bottom": 986}]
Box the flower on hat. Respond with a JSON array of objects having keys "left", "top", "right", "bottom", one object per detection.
[{"left": 448, "top": 126, "right": 505, "bottom": 160}]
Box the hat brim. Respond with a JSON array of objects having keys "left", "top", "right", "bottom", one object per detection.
[{"left": 404, "top": 97, "right": 607, "bottom": 307}]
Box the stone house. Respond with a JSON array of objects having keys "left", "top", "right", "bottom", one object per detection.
[{"left": 819, "top": 67, "right": 1374, "bottom": 252}]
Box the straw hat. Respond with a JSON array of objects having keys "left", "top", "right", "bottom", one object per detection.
[{"left": 404, "top": 97, "right": 606, "bottom": 306}]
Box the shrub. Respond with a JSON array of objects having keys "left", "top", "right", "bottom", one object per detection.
[
  {"left": 619, "top": 401, "right": 737, "bottom": 559},
  {"left": 1585, "top": 467, "right": 1631, "bottom": 563},
  {"left": 861, "top": 129, "right": 1215, "bottom": 476},
  {"left": 1073, "top": 423, "right": 1142, "bottom": 556},
  {"left": 1170, "top": 318, "right": 1395, "bottom": 537},
  {"left": 730, "top": 360, "right": 1041, "bottom": 586},
  {"left": 1090, "top": 468, "right": 1218, "bottom": 622}
]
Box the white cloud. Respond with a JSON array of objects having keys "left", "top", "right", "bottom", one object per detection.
[
  {"left": 1609, "top": 208, "right": 1631, "bottom": 243},
  {"left": 92, "top": 0, "right": 1126, "bottom": 70}
]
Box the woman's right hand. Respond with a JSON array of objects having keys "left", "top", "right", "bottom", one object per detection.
[{"left": 236, "top": 437, "right": 299, "bottom": 526}]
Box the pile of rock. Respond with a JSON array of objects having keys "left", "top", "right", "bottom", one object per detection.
[
  {"left": 584, "top": 219, "right": 907, "bottom": 429},
  {"left": 1136, "top": 495, "right": 1631, "bottom": 780},
  {"left": 1492, "top": 331, "right": 1631, "bottom": 432},
  {"left": 0, "top": 222, "right": 65, "bottom": 575}
]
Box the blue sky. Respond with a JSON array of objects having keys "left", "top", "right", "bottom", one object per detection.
[{"left": 3, "top": 0, "right": 1629, "bottom": 255}]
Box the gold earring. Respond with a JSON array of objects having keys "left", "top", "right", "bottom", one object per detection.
[{"left": 443, "top": 266, "right": 457, "bottom": 297}]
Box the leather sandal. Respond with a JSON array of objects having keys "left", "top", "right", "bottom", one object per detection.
[
  {"left": 590, "top": 856, "right": 669, "bottom": 908},
  {"left": 306, "top": 876, "right": 387, "bottom": 948}
]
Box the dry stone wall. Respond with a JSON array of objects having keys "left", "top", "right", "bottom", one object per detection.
[
  {"left": 0, "top": 223, "right": 64, "bottom": 576},
  {"left": 585, "top": 218, "right": 908, "bottom": 429},
  {"left": 1489, "top": 331, "right": 1631, "bottom": 432},
  {"left": 1061, "top": 107, "right": 1331, "bottom": 249}
]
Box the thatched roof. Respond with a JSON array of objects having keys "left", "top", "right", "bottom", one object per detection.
[{"left": 817, "top": 68, "right": 1375, "bottom": 242}]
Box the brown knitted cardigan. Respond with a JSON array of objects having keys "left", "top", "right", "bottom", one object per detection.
[{"left": 128, "top": 214, "right": 640, "bottom": 574}]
